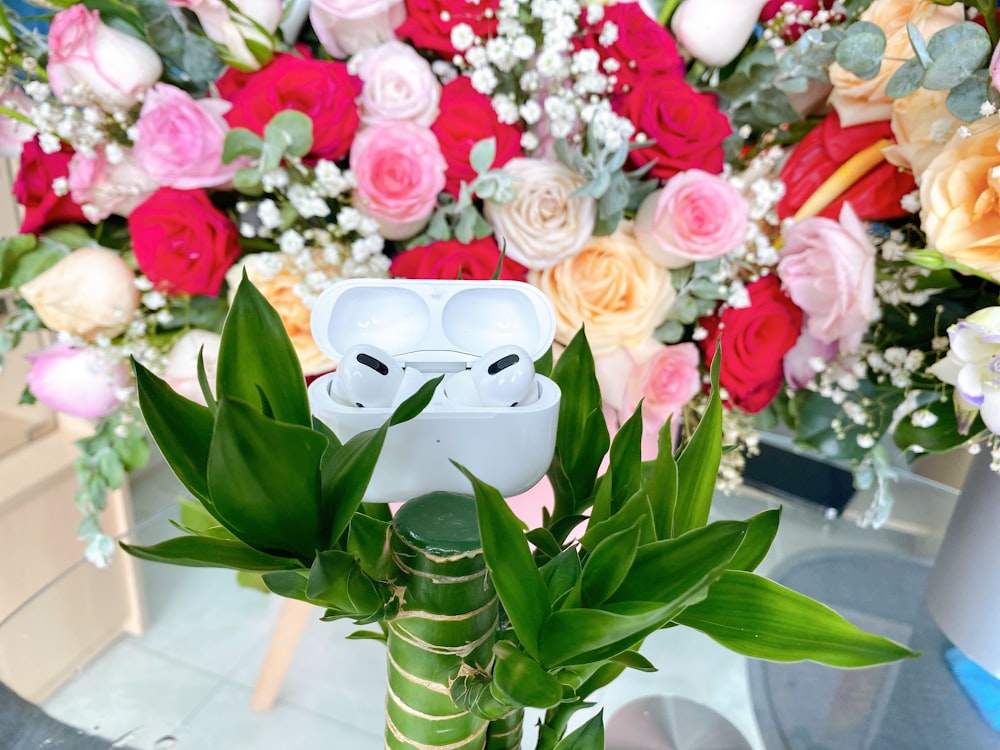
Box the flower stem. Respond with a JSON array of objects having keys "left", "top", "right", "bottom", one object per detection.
[
  {"left": 792, "top": 138, "right": 891, "bottom": 221},
  {"left": 658, "top": 0, "right": 684, "bottom": 27}
]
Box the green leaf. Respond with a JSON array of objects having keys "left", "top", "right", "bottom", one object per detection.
[
  {"left": 177, "top": 497, "right": 236, "bottom": 539},
  {"left": 580, "top": 524, "right": 640, "bottom": 607},
  {"left": 728, "top": 508, "right": 781, "bottom": 572},
  {"left": 320, "top": 377, "right": 441, "bottom": 546},
  {"left": 553, "top": 709, "right": 604, "bottom": 750},
  {"left": 540, "top": 546, "right": 582, "bottom": 610},
  {"left": 346, "top": 629, "right": 386, "bottom": 642},
  {"left": 607, "top": 403, "right": 643, "bottom": 513},
  {"left": 133, "top": 358, "right": 213, "bottom": 504},
  {"left": 610, "top": 521, "right": 746, "bottom": 608},
  {"left": 539, "top": 601, "right": 678, "bottom": 667},
  {"left": 121, "top": 536, "right": 303, "bottom": 571},
  {"left": 675, "top": 571, "right": 918, "bottom": 666},
  {"left": 347, "top": 512, "right": 392, "bottom": 580},
  {"left": 0, "top": 234, "right": 57, "bottom": 288},
  {"left": 458, "top": 464, "right": 549, "bottom": 661},
  {"left": 217, "top": 273, "right": 311, "bottom": 426},
  {"left": 265, "top": 109, "right": 314, "bottom": 159},
  {"left": 492, "top": 641, "right": 563, "bottom": 709},
  {"left": 924, "top": 22, "right": 991, "bottom": 91},
  {"left": 645, "top": 419, "right": 678, "bottom": 540},
  {"left": 835, "top": 21, "right": 886, "bottom": 80},
  {"left": 610, "top": 649, "right": 657, "bottom": 673},
  {"left": 207, "top": 396, "right": 327, "bottom": 559},
  {"left": 261, "top": 569, "right": 310, "bottom": 600},
  {"left": 469, "top": 137, "right": 497, "bottom": 175},
  {"left": 885, "top": 55, "right": 925, "bottom": 99},
  {"left": 579, "top": 487, "right": 655, "bottom": 553},
  {"left": 306, "top": 549, "right": 386, "bottom": 621},
  {"left": 526, "top": 527, "right": 563, "bottom": 560},
  {"left": 946, "top": 73, "right": 992, "bottom": 122},
  {"left": 673, "top": 351, "right": 722, "bottom": 536},
  {"left": 548, "top": 328, "right": 609, "bottom": 518},
  {"left": 222, "top": 127, "right": 263, "bottom": 164}
]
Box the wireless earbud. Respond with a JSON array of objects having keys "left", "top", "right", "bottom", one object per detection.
[
  {"left": 447, "top": 344, "right": 539, "bottom": 407},
  {"left": 330, "top": 344, "right": 403, "bottom": 407}
]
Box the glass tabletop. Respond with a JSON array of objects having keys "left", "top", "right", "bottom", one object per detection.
[{"left": 0, "top": 460, "right": 978, "bottom": 750}]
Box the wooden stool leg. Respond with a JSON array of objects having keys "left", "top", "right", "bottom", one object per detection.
[{"left": 250, "top": 598, "right": 314, "bottom": 711}]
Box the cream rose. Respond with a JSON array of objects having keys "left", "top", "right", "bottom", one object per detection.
[
  {"left": 355, "top": 41, "right": 441, "bottom": 127},
  {"left": 920, "top": 117, "right": 1000, "bottom": 283},
  {"left": 883, "top": 88, "right": 961, "bottom": 178},
  {"left": 18, "top": 247, "right": 140, "bottom": 340},
  {"left": 828, "top": 0, "right": 963, "bottom": 127},
  {"left": 529, "top": 222, "right": 675, "bottom": 355},
  {"left": 484, "top": 158, "right": 598, "bottom": 270},
  {"left": 226, "top": 257, "right": 334, "bottom": 376},
  {"left": 309, "top": 0, "right": 405, "bottom": 59},
  {"left": 670, "top": 0, "right": 770, "bottom": 68}
]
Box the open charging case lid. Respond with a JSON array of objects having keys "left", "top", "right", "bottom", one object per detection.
[{"left": 310, "top": 279, "right": 557, "bottom": 370}]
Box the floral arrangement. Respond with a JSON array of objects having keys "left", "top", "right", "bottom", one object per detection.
[{"left": 3, "top": 0, "right": 1000, "bottom": 563}]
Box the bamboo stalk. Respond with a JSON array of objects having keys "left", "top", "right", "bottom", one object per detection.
[{"left": 386, "top": 492, "right": 504, "bottom": 750}]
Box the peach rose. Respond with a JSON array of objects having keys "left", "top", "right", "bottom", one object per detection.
[
  {"left": 484, "top": 158, "right": 598, "bottom": 270},
  {"left": 920, "top": 117, "right": 1000, "bottom": 283},
  {"left": 17, "top": 247, "right": 140, "bottom": 340},
  {"left": 226, "top": 256, "right": 334, "bottom": 376},
  {"left": 828, "top": 0, "right": 963, "bottom": 127},
  {"left": 883, "top": 88, "right": 961, "bottom": 178},
  {"left": 529, "top": 222, "right": 675, "bottom": 355}
]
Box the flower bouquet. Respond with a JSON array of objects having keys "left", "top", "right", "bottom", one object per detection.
[
  {"left": 4, "top": 0, "right": 1000, "bottom": 561},
  {"left": 122, "top": 273, "right": 913, "bottom": 749}
]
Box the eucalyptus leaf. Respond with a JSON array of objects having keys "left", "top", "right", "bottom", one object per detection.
[
  {"left": 223, "top": 127, "right": 264, "bottom": 164},
  {"left": 675, "top": 571, "right": 918, "bottom": 666},
  {"left": 265, "top": 109, "right": 314, "bottom": 159},
  {"left": 946, "top": 73, "right": 992, "bottom": 122},
  {"left": 885, "top": 56, "right": 925, "bottom": 99},
  {"left": 835, "top": 22, "right": 886, "bottom": 80},
  {"left": 469, "top": 137, "right": 497, "bottom": 175}
]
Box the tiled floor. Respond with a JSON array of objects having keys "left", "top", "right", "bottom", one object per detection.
[{"left": 24, "top": 455, "right": 957, "bottom": 750}]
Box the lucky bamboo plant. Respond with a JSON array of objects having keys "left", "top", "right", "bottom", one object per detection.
[{"left": 124, "top": 276, "right": 915, "bottom": 750}]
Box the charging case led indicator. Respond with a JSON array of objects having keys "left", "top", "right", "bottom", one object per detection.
[{"left": 308, "top": 279, "right": 561, "bottom": 503}]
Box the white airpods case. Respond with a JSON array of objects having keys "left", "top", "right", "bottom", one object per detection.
[{"left": 308, "top": 279, "right": 561, "bottom": 503}]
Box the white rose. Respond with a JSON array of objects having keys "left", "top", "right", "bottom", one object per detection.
[
  {"left": 309, "top": 0, "right": 406, "bottom": 59},
  {"left": 355, "top": 41, "right": 441, "bottom": 127},
  {"left": 168, "top": 0, "right": 283, "bottom": 70},
  {"left": 484, "top": 158, "right": 598, "bottom": 270},
  {"left": 670, "top": 0, "right": 770, "bottom": 68},
  {"left": 18, "top": 247, "right": 140, "bottom": 341}
]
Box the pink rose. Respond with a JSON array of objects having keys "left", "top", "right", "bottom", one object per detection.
[
  {"left": 596, "top": 339, "right": 701, "bottom": 459},
  {"left": 777, "top": 203, "right": 876, "bottom": 354},
  {"left": 350, "top": 120, "right": 446, "bottom": 239},
  {"left": 634, "top": 169, "right": 749, "bottom": 268},
  {"left": 782, "top": 328, "right": 837, "bottom": 389},
  {"left": 991, "top": 40, "right": 1000, "bottom": 95},
  {"left": 47, "top": 5, "right": 163, "bottom": 109},
  {"left": 309, "top": 0, "right": 406, "bottom": 58},
  {"left": 356, "top": 41, "right": 441, "bottom": 127},
  {"left": 133, "top": 84, "right": 237, "bottom": 190},
  {"left": 25, "top": 343, "right": 129, "bottom": 419},
  {"left": 69, "top": 147, "right": 158, "bottom": 221},
  {"left": 168, "top": 0, "right": 282, "bottom": 70}
]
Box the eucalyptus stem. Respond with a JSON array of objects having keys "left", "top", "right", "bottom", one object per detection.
[{"left": 386, "top": 493, "right": 502, "bottom": 750}]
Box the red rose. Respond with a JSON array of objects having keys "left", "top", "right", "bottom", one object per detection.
[
  {"left": 391, "top": 236, "right": 527, "bottom": 281},
  {"left": 431, "top": 76, "right": 524, "bottom": 196},
  {"left": 698, "top": 275, "right": 803, "bottom": 413},
  {"left": 398, "top": 0, "right": 500, "bottom": 56},
  {"left": 578, "top": 2, "right": 685, "bottom": 94},
  {"left": 128, "top": 188, "right": 242, "bottom": 296},
  {"left": 13, "top": 138, "right": 87, "bottom": 234},
  {"left": 777, "top": 112, "right": 916, "bottom": 222},
  {"left": 221, "top": 53, "right": 361, "bottom": 162},
  {"left": 614, "top": 76, "right": 731, "bottom": 180}
]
